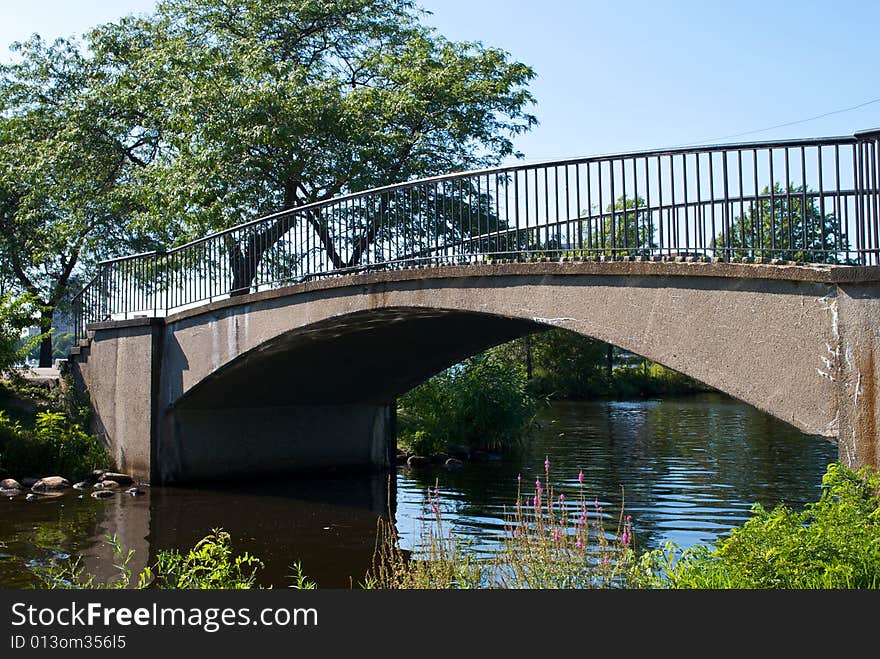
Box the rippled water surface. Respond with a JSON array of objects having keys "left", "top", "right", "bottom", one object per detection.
[{"left": 0, "top": 394, "right": 837, "bottom": 588}]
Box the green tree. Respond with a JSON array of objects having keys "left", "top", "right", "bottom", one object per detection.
[
  {"left": 593, "top": 195, "right": 655, "bottom": 256},
  {"left": 0, "top": 36, "right": 159, "bottom": 365},
  {"left": 0, "top": 293, "right": 44, "bottom": 373},
  {"left": 716, "top": 183, "right": 842, "bottom": 263},
  {"left": 491, "top": 329, "right": 609, "bottom": 398},
  {"left": 90, "top": 0, "right": 537, "bottom": 292}
]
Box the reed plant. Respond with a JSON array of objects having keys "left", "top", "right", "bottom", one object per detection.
[{"left": 365, "top": 457, "right": 635, "bottom": 589}]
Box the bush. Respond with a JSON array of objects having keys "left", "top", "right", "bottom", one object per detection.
[
  {"left": 0, "top": 409, "right": 111, "bottom": 482},
  {"left": 632, "top": 463, "right": 880, "bottom": 589},
  {"left": 0, "top": 293, "right": 44, "bottom": 374},
  {"left": 398, "top": 353, "right": 540, "bottom": 455}
]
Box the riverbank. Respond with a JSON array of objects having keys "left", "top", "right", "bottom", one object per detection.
[{"left": 0, "top": 376, "right": 115, "bottom": 489}]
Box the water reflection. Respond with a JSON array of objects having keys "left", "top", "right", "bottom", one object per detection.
[
  {"left": 0, "top": 394, "right": 837, "bottom": 588},
  {"left": 398, "top": 395, "right": 838, "bottom": 553},
  {"left": 1, "top": 475, "right": 392, "bottom": 589}
]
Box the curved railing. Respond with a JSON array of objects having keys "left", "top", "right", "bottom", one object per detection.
[{"left": 66, "top": 130, "right": 880, "bottom": 339}]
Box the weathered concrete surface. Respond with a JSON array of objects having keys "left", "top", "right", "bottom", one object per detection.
[
  {"left": 69, "top": 262, "right": 880, "bottom": 483},
  {"left": 69, "top": 319, "right": 161, "bottom": 482},
  {"left": 835, "top": 282, "right": 880, "bottom": 469}
]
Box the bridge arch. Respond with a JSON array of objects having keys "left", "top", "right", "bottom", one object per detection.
[{"left": 67, "top": 261, "right": 876, "bottom": 484}]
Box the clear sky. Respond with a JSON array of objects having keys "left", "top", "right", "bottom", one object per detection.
[{"left": 2, "top": 0, "right": 879, "bottom": 163}]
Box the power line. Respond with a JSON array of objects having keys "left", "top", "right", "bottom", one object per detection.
[
  {"left": 680, "top": 97, "right": 880, "bottom": 146},
  {"left": 510, "top": 96, "right": 880, "bottom": 164}
]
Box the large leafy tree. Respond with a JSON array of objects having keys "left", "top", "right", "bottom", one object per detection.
[
  {"left": 0, "top": 37, "right": 159, "bottom": 366},
  {"left": 717, "top": 183, "right": 843, "bottom": 263},
  {"left": 91, "top": 0, "right": 537, "bottom": 292}
]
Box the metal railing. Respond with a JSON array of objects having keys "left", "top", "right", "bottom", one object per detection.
[{"left": 66, "top": 130, "right": 880, "bottom": 340}]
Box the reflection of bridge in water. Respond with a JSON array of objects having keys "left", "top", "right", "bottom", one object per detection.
[{"left": 64, "top": 131, "right": 880, "bottom": 483}]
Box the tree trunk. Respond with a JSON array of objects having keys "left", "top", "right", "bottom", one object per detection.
[
  {"left": 524, "top": 334, "right": 533, "bottom": 380},
  {"left": 38, "top": 308, "right": 54, "bottom": 368},
  {"left": 605, "top": 344, "right": 614, "bottom": 381},
  {"left": 229, "top": 248, "right": 253, "bottom": 297}
]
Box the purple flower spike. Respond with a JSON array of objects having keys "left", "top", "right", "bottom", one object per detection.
[
  {"left": 621, "top": 530, "right": 630, "bottom": 546},
  {"left": 544, "top": 456, "right": 550, "bottom": 472},
  {"left": 578, "top": 470, "right": 584, "bottom": 485},
  {"left": 559, "top": 493, "right": 565, "bottom": 503}
]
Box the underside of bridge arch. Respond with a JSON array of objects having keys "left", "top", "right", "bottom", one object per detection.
[
  {"left": 176, "top": 307, "right": 544, "bottom": 409},
  {"left": 158, "top": 307, "right": 547, "bottom": 483}
]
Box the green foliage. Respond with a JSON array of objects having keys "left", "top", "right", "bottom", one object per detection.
[
  {"left": 142, "top": 530, "right": 263, "bottom": 589},
  {"left": 51, "top": 332, "right": 77, "bottom": 361},
  {"left": 0, "top": 293, "right": 44, "bottom": 373},
  {"left": 491, "top": 329, "right": 707, "bottom": 400},
  {"left": 596, "top": 195, "right": 655, "bottom": 256},
  {"left": 632, "top": 463, "right": 880, "bottom": 589},
  {"left": 0, "top": 408, "right": 110, "bottom": 482},
  {"left": 719, "top": 183, "right": 845, "bottom": 263},
  {"left": 398, "top": 353, "right": 539, "bottom": 455},
  {"left": 35, "top": 529, "right": 265, "bottom": 590},
  {"left": 609, "top": 363, "right": 707, "bottom": 399},
  {"left": 90, "top": 0, "right": 537, "bottom": 281},
  {"left": 0, "top": 35, "right": 159, "bottom": 364}
]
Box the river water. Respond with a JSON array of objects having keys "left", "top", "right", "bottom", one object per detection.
[{"left": 0, "top": 394, "right": 837, "bottom": 588}]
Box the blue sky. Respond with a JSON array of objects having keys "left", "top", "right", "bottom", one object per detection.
[{"left": 2, "top": 0, "right": 879, "bottom": 163}]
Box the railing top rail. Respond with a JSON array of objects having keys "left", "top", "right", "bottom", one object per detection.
[
  {"left": 98, "top": 250, "right": 161, "bottom": 266},
  {"left": 68, "top": 272, "right": 101, "bottom": 302},
  {"left": 854, "top": 127, "right": 880, "bottom": 140},
  {"left": 158, "top": 133, "right": 860, "bottom": 255}
]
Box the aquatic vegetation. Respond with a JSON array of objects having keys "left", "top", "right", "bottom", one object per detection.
[
  {"left": 34, "top": 529, "right": 266, "bottom": 590},
  {"left": 364, "top": 458, "right": 635, "bottom": 589},
  {"left": 631, "top": 463, "right": 880, "bottom": 589}
]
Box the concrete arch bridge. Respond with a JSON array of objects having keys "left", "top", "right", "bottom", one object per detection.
[{"left": 65, "top": 131, "right": 880, "bottom": 483}]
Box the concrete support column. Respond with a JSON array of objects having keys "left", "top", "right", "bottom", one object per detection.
[{"left": 69, "top": 318, "right": 163, "bottom": 482}]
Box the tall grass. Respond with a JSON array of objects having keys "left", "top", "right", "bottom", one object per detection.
[{"left": 364, "top": 458, "right": 635, "bottom": 588}]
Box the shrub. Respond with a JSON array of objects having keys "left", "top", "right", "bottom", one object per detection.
[
  {"left": 632, "top": 463, "right": 880, "bottom": 589},
  {"left": 0, "top": 293, "right": 45, "bottom": 374},
  {"left": 398, "top": 353, "right": 541, "bottom": 455},
  {"left": 0, "top": 409, "right": 111, "bottom": 482}
]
